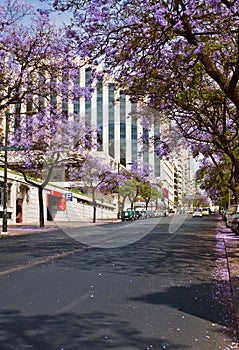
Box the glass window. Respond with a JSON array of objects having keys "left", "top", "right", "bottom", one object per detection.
[
  {"left": 108, "top": 83, "right": 115, "bottom": 158},
  {"left": 97, "top": 79, "right": 103, "bottom": 151}
]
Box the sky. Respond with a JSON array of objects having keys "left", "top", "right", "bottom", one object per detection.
[
  {"left": 0, "top": 0, "right": 70, "bottom": 26},
  {"left": 23, "top": 0, "right": 44, "bottom": 6},
  {"left": 0, "top": 0, "right": 46, "bottom": 9}
]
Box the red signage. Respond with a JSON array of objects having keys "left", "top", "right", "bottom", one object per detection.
[
  {"left": 58, "top": 198, "right": 66, "bottom": 211},
  {"left": 162, "top": 187, "right": 169, "bottom": 199},
  {"left": 51, "top": 190, "right": 63, "bottom": 198}
]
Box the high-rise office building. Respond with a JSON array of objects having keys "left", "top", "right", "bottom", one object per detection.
[{"left": 0, "top": 63, "right": 196, "bottom": 213}]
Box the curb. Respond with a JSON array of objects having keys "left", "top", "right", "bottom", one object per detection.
[
  {"left": 1, "top": 220, "right": 121, "bottom": 236},
  {"left": 225, "top": 237, "right": 239, "bottom": 340}
]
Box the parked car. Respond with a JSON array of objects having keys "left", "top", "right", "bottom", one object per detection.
[
  {"left": 185, "top": 209, "right": 194, "bottom": 214},
  {"left": 220, "top": 207, "right": 227, "bottom": 221},
  {"left": 121, "top": 209, "right": 136, "bottom": 221},
  {"left": 140, "top": 211, "right": 148, "bottom": 219},
  {"left": 135, "top": 210, "right": 143, "bottom": 219},
  {"left": 201, "top": 208, "right": 210, "bottom": 216},
  {"left": 192, "top": 208, "right": 202, "bottom": 218},
  {"left": 146, "top": 210, "right": 155, "bottom": 218},
  {"left": 157, "top": 209, "right": 168, "bottom": 217},
  {"left": 226, "top": 204, "right": 239, "bottom": 228},
  {"left": 231, "top": 213, "right": 239, "bottom": 234}
]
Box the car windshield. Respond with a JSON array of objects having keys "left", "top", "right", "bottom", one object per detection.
[{"left": 227, "top": 205, "right": 239, "bottom": 214}]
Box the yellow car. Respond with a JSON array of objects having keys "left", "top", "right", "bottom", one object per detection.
[{"left": 201, "top": 208, "right": 210, "bottom": 216}]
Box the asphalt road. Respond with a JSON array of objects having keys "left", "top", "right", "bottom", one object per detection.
[{"left": 0, "top": 215, "right": 238, "bottom": 349}]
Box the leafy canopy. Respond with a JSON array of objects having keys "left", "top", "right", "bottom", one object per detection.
[{"left": 46, "top": 0, "right": 239, "bottom": 201}]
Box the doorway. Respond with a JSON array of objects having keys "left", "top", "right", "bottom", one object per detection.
[
  {"left": 16, "top": 198, "right": 23, "bottom": 223},
  {"left": 47, "top": 195, "right": 58, "bottom": 221}
]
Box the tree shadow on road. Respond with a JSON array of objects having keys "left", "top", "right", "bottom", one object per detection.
[
  {"left": 0, "top": 230, "right": 86, "bottom": 272},
  {"left": 0, "top": 217, "right": 237, "bottom": 346},
  {"left": 55, "top": 222, "right": 222, "bottom": 279},
  {"left": 129, "top": 280, "right": 237, "bottom": 336},
  {"left": 0, "top": 309, "right": 186, "bottom": 350},
  {"left": 52, "top": 220, "right": 237, "bottom": 334}
]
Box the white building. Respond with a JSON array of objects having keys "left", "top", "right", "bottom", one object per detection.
[{"left": 0, "top": 170, "right": 116, "bottom": 226}]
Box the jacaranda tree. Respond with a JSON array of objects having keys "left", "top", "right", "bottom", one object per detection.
[
  {"left": 117, "top": 162, "right": 153, "bottom": 213},
  {"left": 76, "top": 154, "right": 124, "bottom": 223},
  {"left": 48, "top": 0, "right": 239, "bottom": 202},
  {"left": 196, "top": 156, "right": 235, "bottom": 206},
  {"left": 0, "top": 0, "right": 94, "bottom": 226}
]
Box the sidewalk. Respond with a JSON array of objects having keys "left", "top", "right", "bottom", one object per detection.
[
  {"left": 0, "top": 219, "right": 120, "bottom": 236},
  {"left": 223, "top": 228, "right": 239, "bottom": 339}
]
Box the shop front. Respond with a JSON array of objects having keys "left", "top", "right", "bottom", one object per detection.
[{"left": 46, "top": 190, "right": 66, "bottom": 221}]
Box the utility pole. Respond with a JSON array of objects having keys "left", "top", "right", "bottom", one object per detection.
[
  {"left": 117, "top": 162, "right": 120, "bottom": 219},
  {"left": 1, "top": 113, "right": 9, "bottom": 235}
]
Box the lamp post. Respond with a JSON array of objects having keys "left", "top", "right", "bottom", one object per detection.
[
  {"left": 117, "top": 162, "right": 120, "bottom": 219},
  {"left": 116, "top": 161, "right": 133, "bottom": 219},
  {"left": 228, "top": 188, "right": 231, "bottom": 207},
  {"left": 160, "top": 179, "right": 170, "bottom": 210},
  {"left": 1, "top": 113, "right": 9, "bottom": 235}
]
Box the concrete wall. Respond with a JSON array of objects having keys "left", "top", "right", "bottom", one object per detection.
[{"left": 0, "top": 171, "right": 117, "bottom": 225}]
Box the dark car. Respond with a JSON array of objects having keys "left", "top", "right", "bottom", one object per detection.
[
  {"left": 220, "top": 208, "right": 227, "bottom": 221},
  {"left": 226, "top": 204, "right": 239, "bottom": 228},
  {"left": 231, "top": 213, "right": 239, "bottom": 235},
  {"left": 135, "top": 210, "right": 143, "bottom": 219},
  {"left": 121, "top": 209, "right": 136, "bottom": 221}
]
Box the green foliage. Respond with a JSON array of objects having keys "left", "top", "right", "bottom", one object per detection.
[{"left": 68, "top": 187, "right": 84, "bottom": 195}]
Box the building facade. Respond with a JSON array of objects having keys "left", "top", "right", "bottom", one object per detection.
[{"left": 0, "top": 64, "right": 196, "bottom": 224}]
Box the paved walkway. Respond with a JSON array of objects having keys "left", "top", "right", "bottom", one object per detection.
[
  {"left": 1, "top": 219, "right": 120, "bottom": 236},
  {"left": 223, "top": 229, "right": 239, "bottom": 339}
]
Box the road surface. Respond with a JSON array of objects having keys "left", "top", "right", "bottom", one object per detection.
[{"left": 0, "top": 215, "right": 237, "bottom": 349}]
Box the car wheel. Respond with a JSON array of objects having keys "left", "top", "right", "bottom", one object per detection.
[{"left": 236, "top": 225, "right": 239, "bottom": 235}]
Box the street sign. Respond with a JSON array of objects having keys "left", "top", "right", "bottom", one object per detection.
[{"left": 65, "top": 193, "right": 73, "bottom": 201}]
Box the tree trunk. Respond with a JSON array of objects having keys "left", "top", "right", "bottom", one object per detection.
[
  {"left": 121, "top": 196, "right": 127, "bottom": 217},
  {"left": 16, "top": 170, "right": 49, "bottom": 228},
  {"left": 38, "top": 186, "right": 45, "bottom": 227},
  {"left": 92, "top": 190, "right": 96, "bottom": 223}
]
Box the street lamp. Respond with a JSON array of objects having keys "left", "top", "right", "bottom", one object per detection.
[
  {"left": 117, "top": 162, "right": 121, "bottom": 219},
  {"left": 160, "top": 179, "right": 170, "bottom": 210},
  {"left": 116, "top": 161, "right": 134, "bottom": 219},
  {"left": 1, "top": 112, "right": 9, "bottom": 235}
]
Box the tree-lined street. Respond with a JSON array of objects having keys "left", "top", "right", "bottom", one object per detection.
[
  {"left": 48, "top": 0, "right": 239, "bottom": 203},
  {"left": 0, "top": 215, "right": 237, "bottom": 349},
  {"left": 0, "top": 1, "right": 239, "bottom": 349}
]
